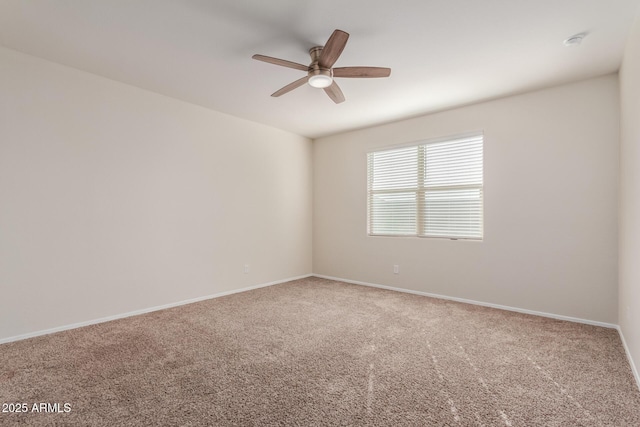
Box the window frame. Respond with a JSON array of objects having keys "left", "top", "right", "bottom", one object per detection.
[{"left": 366, "top": 132, "right": 484, "bottom": 241}]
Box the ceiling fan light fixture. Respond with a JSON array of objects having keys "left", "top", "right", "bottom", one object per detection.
[{"left": 308, "top": 74, "right": 333, "bottom": 88}]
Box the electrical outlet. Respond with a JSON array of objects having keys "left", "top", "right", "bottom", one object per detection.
[
  {"left": 393, "top": 265, "right": 399, "bottom": 274},
  {"left": 243, "top": 264, "right": 250, "bottom": 274}
]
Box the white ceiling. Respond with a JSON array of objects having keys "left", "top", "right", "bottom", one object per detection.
[{"left": 1, "top": 0, "right": 639, "bottom": 138}]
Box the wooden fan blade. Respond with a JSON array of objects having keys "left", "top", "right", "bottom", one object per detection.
[
  {"left": 318, "top": 30, "right": 349, "bottom": 69},
  {"left": 271, "top": 76, "right": 309, "bottom": 97},
  {"left": 323, "top": 81, "right": 345, "bottom": 104},
  {"left": 252, "top": 54, "right": 308, "bottom": 72},
  {"left": 333, "top": 67, "right": 391, "bottom": 78}
]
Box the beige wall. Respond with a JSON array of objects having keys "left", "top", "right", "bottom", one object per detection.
[
  {"left": 313, "top": 75, "right": 620, "bottom": 324},
  {"left": 619, "top": 10, "right": 640, "bottom": 385},
  {"left": 0, "top": 41, "right": 628, "bottom": 345},
  {"left": 0, "top": 47, "right": 312, "bottom": 341}
]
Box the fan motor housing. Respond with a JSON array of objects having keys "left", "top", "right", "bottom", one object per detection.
[
  {"left": 308, "top": 46, "right": 332, "bottom": 80},
  {"left": 309, "top": 46, "right": 323, "bottom": 63}
]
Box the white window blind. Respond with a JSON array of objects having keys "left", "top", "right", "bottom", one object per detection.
[{"left": 367, "top": 134, "right": 483, "bottom": 239}]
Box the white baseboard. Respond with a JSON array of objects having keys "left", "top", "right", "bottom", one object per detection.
[
  {"left": 0, "top": 274, "right": 313, "bottom": 345},
  {"left": 617, "top": 326, "right": 640, "bottom": 391},
  {"left": 312, "top": 274, "right": 618, "bottom": 329}
]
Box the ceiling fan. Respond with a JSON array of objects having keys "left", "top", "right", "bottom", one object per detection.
[{"left": 252, "top": 29, "right": 391, "bottom": 104}]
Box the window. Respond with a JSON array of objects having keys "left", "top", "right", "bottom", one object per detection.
[{"left": 367, "top": 133, "right": 483, "bottom": 240}]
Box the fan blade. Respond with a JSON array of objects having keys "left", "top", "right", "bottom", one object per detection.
[
  {"left": 333, "top": 67, "right": 391, "bottom": 78},
  {"left": 323, "top": 81, "right": 345, "bottom": 104},
  {"left": 271, "top": 76, "right": 309, "bottom": 97},
  {"left": 318, "top": 30, "right": 349, "bottom": 69},
  {"left": 252, "top": 54, "right": 308, "bottom": 72}
]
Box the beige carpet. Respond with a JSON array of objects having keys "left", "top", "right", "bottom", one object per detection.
[{"left": 1, "top": 277, "right": 639, "bottom": 426}]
